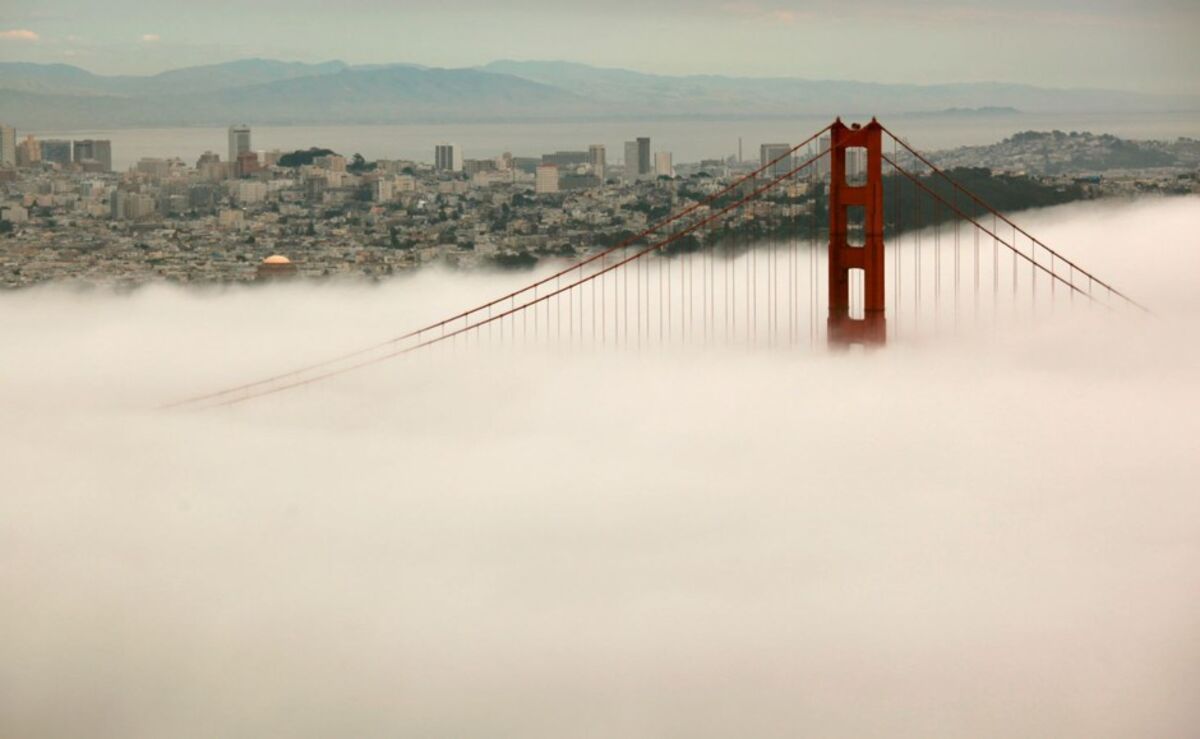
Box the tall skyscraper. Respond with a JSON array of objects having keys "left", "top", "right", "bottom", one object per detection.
[
  {"left": 95, "top": 140, "right": 113, "bottom": 172},
  {"left": 817, "top": 135, "right": 832, "bottom": 179},
  {"left": 0, "top": 125, "right": 15, "bottom": 166},
  {"left": 624, "top": 140, "right": 639, "bottom": 181},
  {"left": 588, "top": 144, "right": 606, "bottom": 180},
  {"left": 228, "top": 125, "right": 251, "bottom": 164},
  {"left": 73, "top": 139, "right": 112, "bottom": 171},
  {"left": 40, "top": 140, "right": 72, "bottom": 166},
  {"left": 760, "top": 143, "right": 792, "bottom": 177},
  {"left": 435, "top": 144, "right": 462, "bottom": 172},
  {"left": 637, "top": 137, "right": 651, "bottom": 175}
]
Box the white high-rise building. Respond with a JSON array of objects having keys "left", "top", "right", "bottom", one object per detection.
[
  {"left": 846, "top": 147, "right": 867, "bottom": 183},
  {"left": 228, "top": 125, "right": 251, "bottom": 165},
  {"left": 0, "top": 125, "right": 18, "bottom": 166},
  {"left": 535, "top": 164, "right": 559, "bottom": 194},
  {"left": 623, "top": 138, "right": 650, "bottom": 180},
  {"left": 817, "top": 135, "right": 832, "bottom": 179},
  {"left": 374, "top": 178, "right": 395, "bottom": 202},
  {"left": 435, "top": 144, "right": 463, "bottom": 172},
  {"left": 588, "top": 144, "right": 606, "bottom": 180},
  {"left": 654, "top": 151, "right": 674, "bottom": 178}
]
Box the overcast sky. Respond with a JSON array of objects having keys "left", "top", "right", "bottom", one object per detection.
[{"left": 1, "top": 0, "right": 1198, "bottom": 93}]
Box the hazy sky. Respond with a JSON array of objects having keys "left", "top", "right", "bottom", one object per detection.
[{"left": 1, "top": 0, "right": 1198, "bottom": 93}]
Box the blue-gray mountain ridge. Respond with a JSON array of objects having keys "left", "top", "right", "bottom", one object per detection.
[{"left": 0, "top": 58, "right": 1194, "bottom": 129}]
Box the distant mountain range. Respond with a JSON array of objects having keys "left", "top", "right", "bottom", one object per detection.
[{"left": 0, "top": 58, "right": 1195, "bottom": 129}]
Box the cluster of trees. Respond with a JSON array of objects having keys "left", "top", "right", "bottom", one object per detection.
[
  {"left": 277, "top": 148, "right": 338, "bottom": 167},
  {"left": 274, "top": 148, "right": 379, "bottom": 170},
  {"left": 624, "top": 200, "right": 672, "bottom": 221},
  {"left": 489, "top": 251, "right": 538, "bottom": 270},
  {"left": 881, "top": 167, "right": 1084, "bottom": 230},
  {"left": 347, "top": 153, "right": 376, "bottom": 173}
]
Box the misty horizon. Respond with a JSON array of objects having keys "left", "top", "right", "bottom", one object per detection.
[
  {"left": 4, "top": 56, "right": 1197, "bottom": 133},
  {"left": 2, "top": 55, "right": 1190, "bottom": 97},
  {"left": 2, "top": 0, "right": 1198, "bottom": 95}
]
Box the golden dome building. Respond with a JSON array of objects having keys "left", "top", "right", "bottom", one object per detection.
[{"left": 256, "top": 254, "right": 298, "bottom": 281}]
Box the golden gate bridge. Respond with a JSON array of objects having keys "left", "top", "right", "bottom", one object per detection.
[{"left": 168, "top": 119, "right": 1146, "bottom": 409}]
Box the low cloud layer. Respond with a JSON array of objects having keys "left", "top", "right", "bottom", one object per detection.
[
  {"left": 1, "top": 197, "right": 1198, "bottom": 738},
  {"left": 0, "top": 29, "right": 40, "bottom": 42}
]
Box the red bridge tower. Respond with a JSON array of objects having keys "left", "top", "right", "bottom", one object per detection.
[{"left": 827, "top": 119, "right": 886, "bottom": 345}]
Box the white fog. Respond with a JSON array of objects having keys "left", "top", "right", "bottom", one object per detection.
[{"left": 2, "top": 197, "right": 1199, "bottom": 738}]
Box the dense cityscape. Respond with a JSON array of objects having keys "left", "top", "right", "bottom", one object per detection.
[{"left": 1, "top": 121, "right": 1197, "bottom": 290}]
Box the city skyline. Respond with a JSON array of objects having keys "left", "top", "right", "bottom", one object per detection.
[{"left": 1, "top": 0, "right": 1198, "bottom": 94}]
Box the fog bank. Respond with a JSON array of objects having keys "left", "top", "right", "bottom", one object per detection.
[{"left": 2, "top": 197, "right": 1199, "bottom": 738}]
